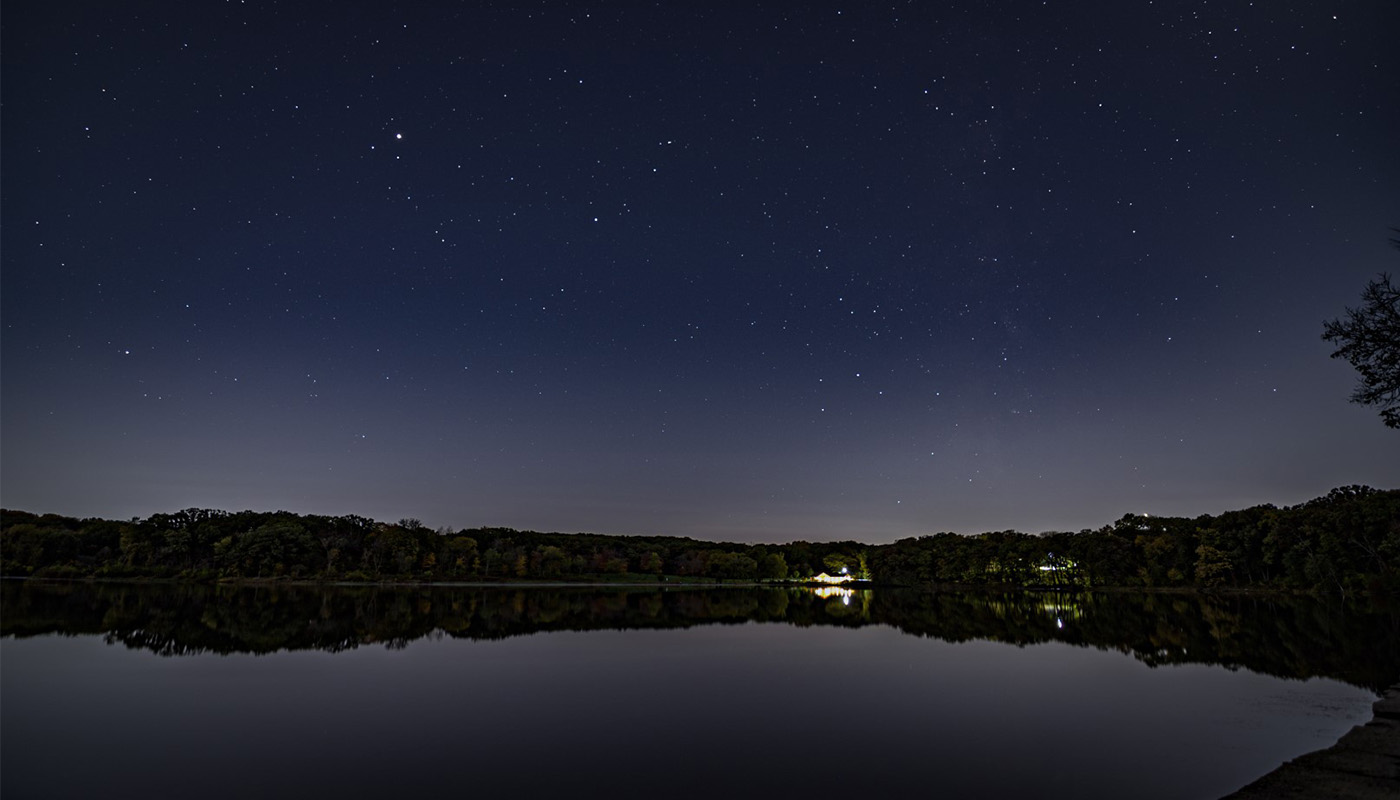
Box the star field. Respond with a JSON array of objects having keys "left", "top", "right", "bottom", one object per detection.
[{"left": 3, "top": 1, "right": 1397, "bottom": 541}]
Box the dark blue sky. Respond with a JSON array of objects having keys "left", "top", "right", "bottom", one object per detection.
[{"left": 4, "top": 1, "right": 1397, "bottom": 542}]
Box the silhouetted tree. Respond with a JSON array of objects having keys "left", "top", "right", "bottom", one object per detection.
[{"left": 1323, "top": 234, "right": 1400, "bottom": 428}]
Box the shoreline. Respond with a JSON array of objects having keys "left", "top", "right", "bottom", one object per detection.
[
  {"left": 0, "top": 573, "right": 1368, "bottom": 598},
  {"left": 1222, "top": 682, "right": 1400, "bottom": 798}
]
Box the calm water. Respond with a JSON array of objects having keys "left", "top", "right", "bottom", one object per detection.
[{"left": 2, "top": 582, "right": 1395, "bottom": 799}]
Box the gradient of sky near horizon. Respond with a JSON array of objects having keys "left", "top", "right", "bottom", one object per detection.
[{"left": 3, "top": 1, "right": 1397, "bottom": 543}]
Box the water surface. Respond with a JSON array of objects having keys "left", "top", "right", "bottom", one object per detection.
[{"left": 2, "top": 582, "right": 1393, "bottom": 799}]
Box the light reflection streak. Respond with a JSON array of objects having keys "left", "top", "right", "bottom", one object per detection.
[{"left": 812, "top": 586, "right": 854, "bottom": 601}]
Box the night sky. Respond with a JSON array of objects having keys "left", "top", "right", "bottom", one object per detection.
[{"left": 3, "top": 1, "right": 1397, "bottom": 542}]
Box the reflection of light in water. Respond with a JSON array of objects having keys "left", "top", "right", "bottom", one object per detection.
[
  {"left": 812, "top": 586, "right": 854, "bottom": 601},
  {"left": 1040, "top": 597, "right": 1083, "bottom": 630}
]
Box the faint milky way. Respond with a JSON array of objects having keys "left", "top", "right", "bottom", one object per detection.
[{"left": 2, "top": 1, "right": 1397, "bottom": 541}]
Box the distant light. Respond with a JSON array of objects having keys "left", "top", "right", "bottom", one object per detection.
[{"left": 395, "top": 133, "right": 403, "bottom": 140}]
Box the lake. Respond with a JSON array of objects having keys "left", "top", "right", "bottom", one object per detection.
[{"left": 2, "top": 582, "right": 1395, "bottom": 799}]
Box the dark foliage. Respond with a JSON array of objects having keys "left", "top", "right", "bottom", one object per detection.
[
  {"left": 1323, "top": 237, "right": 1400, "bottom": 427},
  {"left": 872, "top": 486, "right": 1398, "bottom": 597},
  {"left": 2, "top": 486, "right": 1396, "bottom": 596}
]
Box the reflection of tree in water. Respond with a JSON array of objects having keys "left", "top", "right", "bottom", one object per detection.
[{"left": 3, "top": 582, "right": 1396, "bottom": 691}]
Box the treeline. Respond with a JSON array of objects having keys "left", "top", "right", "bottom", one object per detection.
[
  {"left": 870, "top": 486, "right": 1398, "bottom": 596},
  {"left": 0, "top": 507, "right": 867, "bottom": 585},
  {"left": 1, "top": 485, "right": 1395, "bottom": 595}
]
